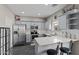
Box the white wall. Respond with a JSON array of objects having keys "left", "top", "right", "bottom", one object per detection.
[
  {"left": 21, "top": 17, "right": 45, "bottom": 22},
  {"left": 45, "top": 18, "right": 52, "bottom": 31},
  {"left": 45, "top": 10, "right": 63, "bottom": 31},
  {"left": 0, "top": 5, "right": 15, "bottom": 47},
  {"left": 16, "top": 16, "right": 45, "bottom": 30}
]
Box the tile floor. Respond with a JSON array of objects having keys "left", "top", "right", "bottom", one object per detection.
[{"left": 10, "top": 44, "right": 35, "bottom": 55}]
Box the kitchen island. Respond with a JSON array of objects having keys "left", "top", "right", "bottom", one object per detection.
[{"left": 35, "top": 36, "right": 79, "bottom": 55}]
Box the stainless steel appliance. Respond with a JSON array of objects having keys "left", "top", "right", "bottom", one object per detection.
[{"left": 13, "top": 24, "right": 26, "bottom": 46}]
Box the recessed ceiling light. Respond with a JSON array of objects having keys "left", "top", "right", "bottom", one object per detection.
[
  {"left": 21, "top": 11, "right": 24, "bottom": 14},
  {"left": 38, "top": 13, "right": 41, "bottom": 15}
]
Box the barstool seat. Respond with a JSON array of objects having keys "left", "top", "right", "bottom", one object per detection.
[
  {"left": 60, "top": 47, "right": 71, "bottom": 54},
  {"left": 47, "top": 49, "right": 58, "bottom": 55},
  {"left": 60, "top": 40, "right": 73, "bottom": 55}
]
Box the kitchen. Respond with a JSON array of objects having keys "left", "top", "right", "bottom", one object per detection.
[{"left": 0, "top": 4, "right": 79, "bottom": 55}]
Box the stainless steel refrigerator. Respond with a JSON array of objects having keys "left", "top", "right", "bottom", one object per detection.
[{"left": 13, "top": 24, "right": 26, "bottom": 46}]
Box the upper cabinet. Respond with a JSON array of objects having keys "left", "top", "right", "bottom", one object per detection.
[
  {"left": 58, "top": 9, "right": 79, "bottom": 30},
  {"left": 58, "top": 14, "right": 67, "bottom": 30},
  {"left": 67, "top": 12, "right": 79, "bottom": 29}
]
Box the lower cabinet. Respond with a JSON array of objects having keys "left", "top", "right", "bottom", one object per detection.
[{"left": 26, "top": 34, "right": 32, "bottom": 43}]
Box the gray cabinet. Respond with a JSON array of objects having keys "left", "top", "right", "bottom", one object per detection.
[
  {"left": 67, "top": 12, "right": 79, "bottom": 29},
  {"left": 26, "top": 34, "right": 31, "bottom": 43},
  {"left": 58, "top": 10, "right": 79, "bottom": 30},
  {"left": 59, "top": 15, "right": 67, "bottom": 30}
]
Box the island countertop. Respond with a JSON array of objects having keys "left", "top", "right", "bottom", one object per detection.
[{"left": 35, "top": 36, "right": 79, "bottom": 46}]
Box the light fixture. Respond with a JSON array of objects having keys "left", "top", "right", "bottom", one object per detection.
[
  {"left": 21, "top": 11, "right": 24, "bottom": 14},
  {"left": 38, "top": 13, "right": 41, "bottom": 15}
]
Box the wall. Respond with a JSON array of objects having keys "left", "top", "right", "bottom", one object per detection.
[
  {"left": 44, "top": 4, "right": 68, "bottom": 31},
  {"left": 45, "top": 4, "right": 79, "bottom": 31},
  {"left": 45, "top": 18, "right": 52, "bottom": 31},
  {"left": 15, "top": 16, "right": 46, "bottom": 30},
  {"left": 45, "top": 10, "right": 63, "bottom": 31},
  {"left": 21, "top": 17, "right": 45, "bottom": 22},
  {"left": 0, "top": 5, "right": 15, "bottom": 47}
]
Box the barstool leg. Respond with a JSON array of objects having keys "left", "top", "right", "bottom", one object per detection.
[{"left": 60, "top": 52, "right": 63, "bottom": 55}]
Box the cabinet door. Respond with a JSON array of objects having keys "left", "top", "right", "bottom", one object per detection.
[
  {"left": 0, "top": 28, "right": 1, "bottom": 55},
  {"left": 41, "top": 22, "right": 45, "bottom": 30},
  {"left": 26, "top": 34, "right": 31, "bottom": 42},
  {"left": 59, "top": 15, "right": 67, "bottom": 30}
]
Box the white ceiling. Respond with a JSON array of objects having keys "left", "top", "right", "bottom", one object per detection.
[{"left": 6, "top": 4, "right": 67, "bottom": 18}]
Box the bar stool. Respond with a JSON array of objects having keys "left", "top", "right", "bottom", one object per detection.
[
  {"left": 60, "top": 40, "right": 73, "bottom": 55},
  {"left": 47, "top": 44, "right": 59, "bottom": 55}
]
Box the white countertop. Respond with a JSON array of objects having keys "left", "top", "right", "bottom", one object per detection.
[
  {"left": 35, "top": 36, "right": 79, "bottom": 46},
  {"left": 25, "top": 30, "right": 55, "bottom": 35}
]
